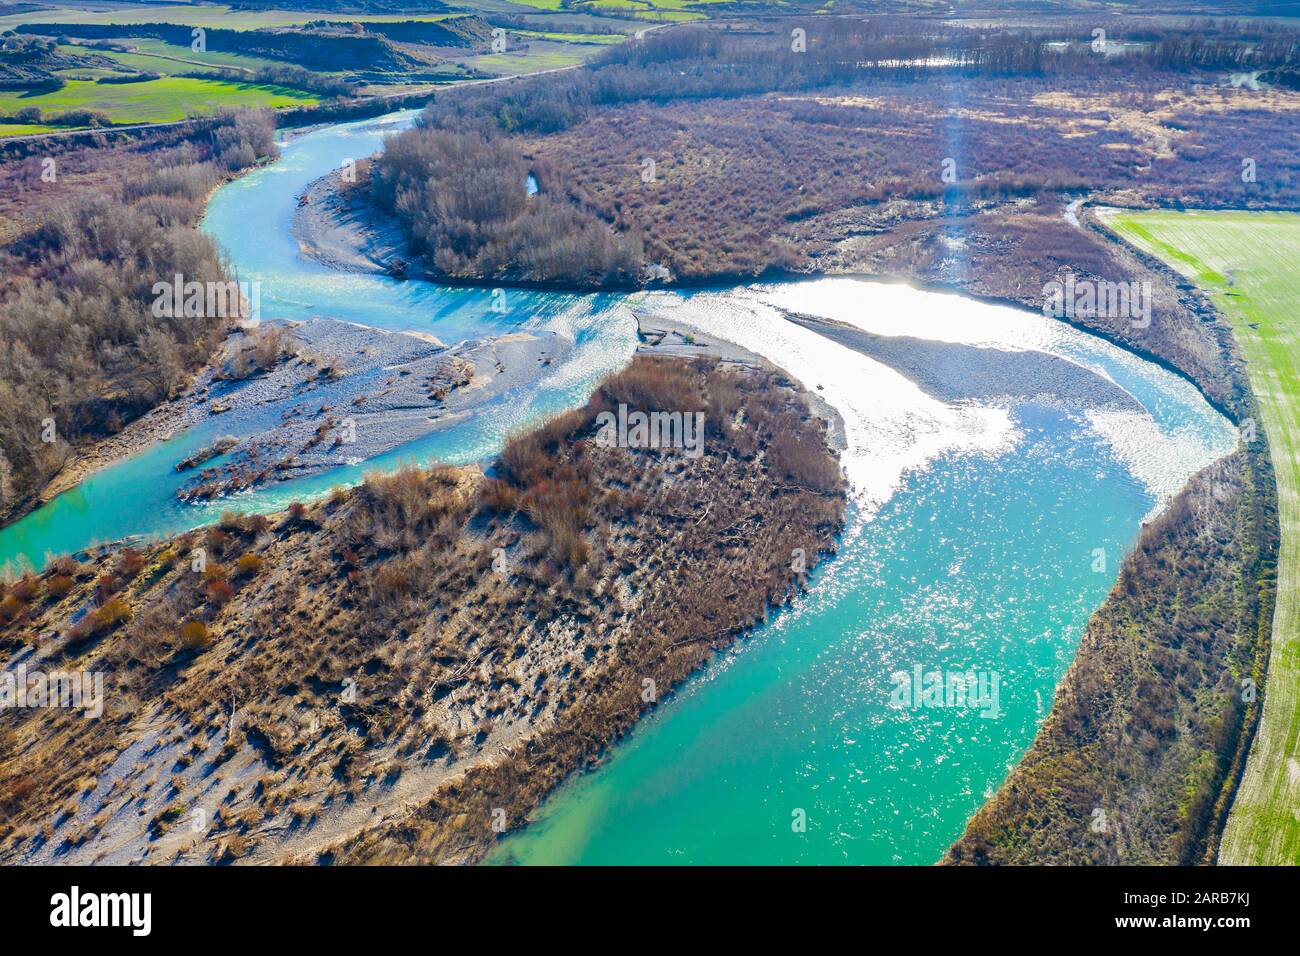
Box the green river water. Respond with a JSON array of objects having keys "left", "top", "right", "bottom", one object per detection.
[{"left": 0, "top": 112, "right": 1237, "bottom": 864}]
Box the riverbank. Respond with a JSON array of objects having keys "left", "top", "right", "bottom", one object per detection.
[
  {"left": 945, "top": 448, "right": 1276, "bottom": 865},
  {"left": 945, "top": 210, "right": 1280, "bottom": 864},
  {"left": 0, "top": 111, "right": 280, "bottom": 533},
  {"left": 1, "top": 98, "right": 1275, "bottom": 868},
  {"left": 294, "top": 160, "right": 645, "bottom": 292},
  {"left": 291, "top": 153, "right": 1242, "bottom": 429},
  {"left": 292, "top": 162, "right": 412, "bottom": 279}
]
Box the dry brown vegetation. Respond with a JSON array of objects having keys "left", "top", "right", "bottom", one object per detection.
[
  {"left": 0, "top": 356, "right": 845, "bottom": 865},
  {"left": 371, "top": 126, "right": 642, "bottom": 287},
  {"left": 383, "top": 17, "right": 1297, "bottom": 417},
  {"left": 504, "top": 64, "right": 1296, "bottom": 412},
  {"left": 0, "top": 111, "right": 279, "bottom": 525},
  {"left": 521, "top": 78, "right": 1300, "bottom": 277}
]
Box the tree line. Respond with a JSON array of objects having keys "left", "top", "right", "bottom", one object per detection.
[
  {"left": 422, "top": 17, "right": 1299, "bottom": 136},
  {"left": 0, "top": 111, "right": 277, "bottom": 524},
  {"left": 371, "top": 124, "right": 642, "bottom": 286}
]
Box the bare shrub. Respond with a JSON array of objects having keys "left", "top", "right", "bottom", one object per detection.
[
  {"left": 521, "top": 479, "right": 590, "bottom": 568},
  {"left": 45, "top": 575, "right": 74, "bottom": 599},
  {"left": 767, "top": 430, "right": 844, "bottom": 494},
  {"left": 234, "top": 553, "right": 265, "bottom": 579},
  {"left": 597, "top": 357, "right": 703, "bottom": 413},
  {"left": 180, "top": 620, "right": 210, "bottom": 650},
  {"left": 89, "top": 597, "right": 131, "bottom": 632},
  {"left": 478, "top": 478, "right": 520, "bottom": 514}
]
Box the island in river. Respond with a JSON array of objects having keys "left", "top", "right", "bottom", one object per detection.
[{"left": 0, "top": 352, "right": 849, "bottom": 865}]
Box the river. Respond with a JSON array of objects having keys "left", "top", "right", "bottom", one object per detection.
[{"left": 0, "top": 111, "right": 1237, "bottom": 864}]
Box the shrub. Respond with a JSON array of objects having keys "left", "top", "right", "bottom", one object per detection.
[
  {"left": 90, "top": 597, "right": 132, "bottom": 632},
  {"left": 234, "top": 553, "right": 265, "bottom": 578},
  {"left": 370, "top": 563, "right": 418, "bottom": 606},
  {"left": 499, "top": 430, "right": 552, "bottom": 488},
  {"left": 47, "top": 555, "right": 79, "bottom": 576},
  {"left": 0, "top": 594, "right": 27, "bottom": 622},
  {"left": 499, "top": 408, "right": 590, "bottom": 488},
  {"left": 94, "top": 573, "right": 120, "bottom": 603},
  {"left": 46, "top": 108, "right": 111, "bottom": 128},
  {"left": 9, "top": 576, "right": 38, "bottom": 603},
  {"left": 205, "top": 528, "right": 233, "bottom": 556},
  {"left": 10, "top": 574, "right": 37, "bottom": 598},
  {"left": 477, "top": 477, "right": 520, "bottom": 514},
  {"left": 219, "top": 142, "right": 256, "bottom": 172},
  {"left": 521, "top": 479, "right": 590, "bottom": 568},
  {"left": 352, "top": 464, "right": 468, "bottom": 553},
  {"left": 116, "top": 547, "right": 146, "bottom": 579},
  {"left": 1, "top": 779, "right": 34, "bottom": 814},
  {"left": 45, "top": 574, "right": 74, "bottom": 599},
  {"left": 180, "top": 620, "right": 210, "bottom": 649},
  {"left": 225, "top": 325, "right": 291, "bottom": 380},
  {"left": 363, "top": 465, "right": 430, "bottom": 519},
  {"left": 243, "top": 513, "right": 271, "bottom": 535},
  {"left": 766, "top": 429, "right": 843, "bottom": 495},
  {"left": 706, "top": 368, "right": 745, "bottom": 438},
  {"left": 597, "top": 357, "right": 703, "bottom": 413},
  {"left": 204, "top": 579, "right": 235, "bottom": 605}
]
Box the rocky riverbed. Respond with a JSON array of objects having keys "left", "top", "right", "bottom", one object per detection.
[
  {"left": 170, "top": 319, "right": 565, "bottom": 501},
  {"left": 41, "top": 317, "right": 568, "bottom": 507},
  {"left": 293, "top": 163, "right": 421, "bottom": 279}
]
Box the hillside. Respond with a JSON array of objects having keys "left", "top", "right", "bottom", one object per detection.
[{"left": 17, "top": 23, "right": 429, "bottom": 73}]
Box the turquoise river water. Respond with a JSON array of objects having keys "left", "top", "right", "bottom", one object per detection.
[{"left": 0, "top": 112, "right": 1237, "bottom": 864}]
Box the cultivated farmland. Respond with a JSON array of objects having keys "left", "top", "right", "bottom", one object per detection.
[
  {"left": 0, "top": 76, "right": 321, "bottom": 124},
  {"left": 1106, "top": 209, "right": 1300, "bottom": 866}
]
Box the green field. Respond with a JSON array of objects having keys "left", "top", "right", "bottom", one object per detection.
[
  {"left": 464, "top": 49, "right": 590, "bottom": 75},
  {"left": 54, "top": 41, "right": 289, "bottom": 78},
  {"left": 509, "top": 0, "right": 707, "bottom": 20},
  {"left": 514, "top": 31, "right": 628, "bottom": 45},
  {"left": 122, "top": 38, "right": 292, "bottom": 73},
  {"left": 1105, "top": 209, "right": 1300, "bottom": 866},
  {"left": 0, "top": 76, "right": 321, "bottom": 124},
  {"left": 0, "top": 122, "right": 57, "bottom": 137},
  {"left": 0, "top": 4, "right": 462, "bottom": 31}
]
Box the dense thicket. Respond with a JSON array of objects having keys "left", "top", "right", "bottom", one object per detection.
[
  {"left": 0, "top": 34, "right": 116, "bottom": 93},
  {"left": 371, "top": 126, "right": 641, "bottom": 286},
  {"left": 510, "top": 69, "right": 1299, "bottom": 283},
  {"left": 359, "top": 17, "right": 493, "bottom": 47},
  {"left": 0, "top": 111, "right": 277, "bottom": 523},
  {"left": 414, "top": 15, "right": 1298, "bottom": 288}
]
